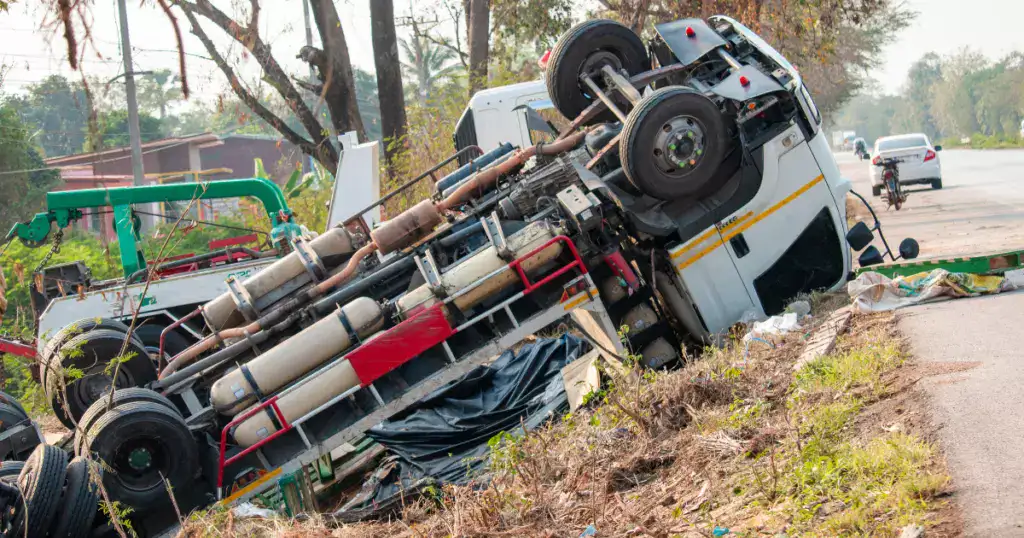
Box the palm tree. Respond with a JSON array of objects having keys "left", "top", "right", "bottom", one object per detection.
[{"left": 400, "top": 32, "right": 462, "bottom": 104}]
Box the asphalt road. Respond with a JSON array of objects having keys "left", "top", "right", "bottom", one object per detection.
[
  {"left": 837, "top": 149, "right": 1024, "bottom": 258},
  {"left": 838, "top": 149, "right": 1024, "bottom": 535},
  {"left": 899, "top": 292, "right": 1024, "bottom": 536}
]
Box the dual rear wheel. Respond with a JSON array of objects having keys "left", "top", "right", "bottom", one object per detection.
[{"left": 545, "top": 19, "right": 738, "bottom": 200}]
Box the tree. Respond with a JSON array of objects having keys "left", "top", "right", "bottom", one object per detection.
[
  {"left": 401, "top": 28, "right": 462, "bottom": 104},
  {"left": 174, "top": 0, "right": 365, "bottom": 172},
  {"left": 370, "top": 0, "right": 408, "bottom": 168},
  {"left": 87, "top": 110, "right": 165, "bottom": 151},
  {"left": 489, "top": 0, "right": 574, "bottom": 70},
  {"left": 467, "top": 0, "right": 491, "bottom": 95},
  {"left": 9, "top": 75, "right": 91, "bottom": 158},
  {"left": 0, "top": 105, "right": 61, "bottom": 225},
  {"left": 137, "top": 69, "right": 183, "bottom": 119},
  {"left": 890, "top": 53, "right": 942, "bottom": 138}
]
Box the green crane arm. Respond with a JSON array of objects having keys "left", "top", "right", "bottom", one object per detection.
[{"left": 5, "top": 177, "right": 296, "bottom": 278}]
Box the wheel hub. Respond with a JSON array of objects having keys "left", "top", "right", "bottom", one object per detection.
[
  {"left": 128, "top": 447, "right": 152, "bottom": 471},
  {"left": 652, "top": 116, "right": 707, "bottom": 174}
]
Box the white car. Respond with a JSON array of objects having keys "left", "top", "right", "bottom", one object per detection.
[{"left": 869, "top": 133, "right": 943, "bottom": 196}]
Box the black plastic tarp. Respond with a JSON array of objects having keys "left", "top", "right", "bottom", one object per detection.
[{"left": 333, "top": 335, "right": 586, "bottom": 520}]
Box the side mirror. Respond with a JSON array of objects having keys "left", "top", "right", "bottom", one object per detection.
[
  {"left": 858, "top": 245, "right": 884, "bottom": 267},
  {"left": 934, "top": 145, "right": 942, "bottom": 152},
  {"left": 846, "top": 221, "right": 874, "bottom": 251},
  {"left": 899, "top": 238, "right": 920, "bottom": 260}
]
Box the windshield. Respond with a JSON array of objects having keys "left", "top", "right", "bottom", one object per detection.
[
  {"left": 877, "top": 136, "right": 928, "bottom": 151},
  {"left": 710, "top": 15, "right": 801, "bottom": 88}
]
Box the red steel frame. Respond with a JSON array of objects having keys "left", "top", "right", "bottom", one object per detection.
[
  {"left": 216, "top": 234, "right": 588, "bottom": 495},
  {"left": 217, "top": 396, "right": 292, "bottom": 491}
]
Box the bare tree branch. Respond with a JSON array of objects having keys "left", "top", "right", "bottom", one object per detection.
[
  {"left": 176, "top": 0, "right": 338, "bottom": 168},
  {"left": 178, "top": 3, "right": 337, "bottom": 169}
]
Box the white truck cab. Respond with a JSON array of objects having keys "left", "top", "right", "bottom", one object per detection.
[{"left": 453, "top": 80, "right": 556, "bottom": 164}]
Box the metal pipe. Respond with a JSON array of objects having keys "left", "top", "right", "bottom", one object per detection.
[
  {"left": 341, "top": 145, "right": 483, "bottom": 228},
  {"left": 716, "top": 48, "right": 744, "bottom": 71},
  {"left": 437, "top": 129, "right": 591, "bottom": 212},
  {"left": 313, "top": 255, "right": 415, "bottom": 314},
  {"left": 158, "top": 307, "right": 201, "bottom": 365},
  {"left": 160, "top": 242, "right": 378, "bottom": 377},
  {"left": 155, "top": 311, "right": 301, "bottom": 390},
  {"left": 581, "top": 74, "right": 629, "bottom": 123}
]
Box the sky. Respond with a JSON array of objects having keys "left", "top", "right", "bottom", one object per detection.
[{"left": 1, "top": 0, "right": 1022, "bottom": 104}]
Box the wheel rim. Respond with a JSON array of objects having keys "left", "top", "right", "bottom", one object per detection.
[
  {"left": 76, "top": 369, "right": 134, "bottom": 408},
  {"left": 577, "top": 50, "right": 623, "bottom": 97},
  {"left": 114, "top": 437, "right": 167, "bottom": 492},
  {"left": 652, "top": 115, "right": 707, "bottom": 175}
]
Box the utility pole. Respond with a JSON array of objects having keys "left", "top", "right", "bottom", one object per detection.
[
  {"left": 303, "top": 0, "right": 316, "bottom": 84},
  {"left": 116, "top": 0, "right": 145, "bottom": 187}
]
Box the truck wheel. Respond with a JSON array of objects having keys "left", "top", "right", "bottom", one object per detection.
[
  {"left": 75, "top": 388, "right": 178, "bottom": 456},
  {"left": 871, "top": 184, "right": 882, "bottom": 197},
  {"left": 546, "top": 19, "right": 649, "bottom": 123},
  {"left": 620, "top": 86, "right": 735, "bottom": 200},
  {"left": 81, "top": 401, "right": 198, "bottom": 509},
  {"left": 45, "top": 329, "right": 155, "bottom": 429},
  {"left": 40, "top": 319, "right": 143, "bottom": 388},
  {"left": 15, "top": 444, "right": 69, "bottom": 537},
  {"left": 0, "top": 461, "right": 24, "bottom": 483},
  {"left": 48, "top": 457, "right": 101, "bottom": 538},
  {"left": 133, "top": 324, "right": 191, "bottom": 368},
  {"left": 0, "top": 391, "right": 29, "bottom": 420}
]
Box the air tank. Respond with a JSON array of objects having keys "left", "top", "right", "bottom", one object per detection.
[
  {"left": 203, "top": 227, "right": 356, "bottom": 331},
  {"left": 209, "top": 296, "right": 383, "bottom": 415},
  {"left": 396, "top": 221, "right": 565, "bottom": 318},
  {"left": 232, "top": 356, "right": 362, "bottom": 447}
]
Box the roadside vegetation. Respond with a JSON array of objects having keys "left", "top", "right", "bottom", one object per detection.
[
  {"left": 938, "top": 133, "right": 1024, "bottom": 150},
  {"left": 180, "top": 298, "right": 957, "bottom": 537}
]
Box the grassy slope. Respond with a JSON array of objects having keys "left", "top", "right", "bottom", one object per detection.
[{"left": 183, "top": 296, "right": 958, "bottom": 537}]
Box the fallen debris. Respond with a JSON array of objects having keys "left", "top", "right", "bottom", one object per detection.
[{"left": 850, "top": 269, "right": 1014, "bottom": 312}]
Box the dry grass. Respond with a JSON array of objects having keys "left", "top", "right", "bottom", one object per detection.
[{"left": 180, "top": 295, "right": 957, "bottom": 538}]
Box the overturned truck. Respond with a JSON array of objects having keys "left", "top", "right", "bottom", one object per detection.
[{"left": 23, "top": 15, "right": 908, "bottom": 535}]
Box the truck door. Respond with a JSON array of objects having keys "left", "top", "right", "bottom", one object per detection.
[{"left": 722, "top": 124, "right": 847, "bottom": 317}]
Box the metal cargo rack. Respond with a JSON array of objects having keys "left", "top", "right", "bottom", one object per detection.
[{"left": 215, "top": 234, "right": 620, "bottom": 508}]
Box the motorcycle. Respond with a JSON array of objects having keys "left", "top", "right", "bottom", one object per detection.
[{"left": 875, "top": 156, "right": 906, "bottom": 210}]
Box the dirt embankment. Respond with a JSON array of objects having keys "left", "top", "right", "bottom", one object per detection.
[{"left": 181, "top": 295, "right": 960, "bottom": 537}]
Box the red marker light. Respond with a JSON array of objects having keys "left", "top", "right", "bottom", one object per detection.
[
  {"left": 685, "top": 26, "right": 696, "bottom": 38},
  {"left": 539, "top": 49, "right": 551, "bottom": 69},
  {"left": 739, "top": 75, "right": 750, "bottom": 87},
  {"left": 923, "top": 149, "right": 936, "bottom": 162}
]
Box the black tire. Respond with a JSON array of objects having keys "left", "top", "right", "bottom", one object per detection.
[
  {"left": 133, "top": 323, "right": 191, "bottom": 367},
  {"left": 49, "top": 457, "right": 101, "bottom": 538},
  {"left": 45, "top": 329, "right": 156, "bottom": 429},
  {"left": 15, "top": 444, "right": 69, "bottom": 537},
  {"left": 0, "top": 392, "right": 29, "bottom": 420},
  {"left": 81, "top": 401, "right": 198, "bottom": 509},
  {"left": 932, "top": 177, "right": 943, "bottom": 189},
  {"left": 871, "top": 184, "right": 882, "bottom": 197},
  {"left": 546, "top": 19, "right": 649, "bottom": 123},
  {"left": 0, "top": 403, "right": 27, "bottom": 433},
  {"left": 75, "top": 388, "right": 178, "bottom": 456},
  {"left": 0, "top": 461, "right": 24, "bottom": 483},
  {"left": 620, "top": 86, "right": 735, "bottom": 200},
  {"left": 40, "top": 319, "right": 142, "bottom": 388}
]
